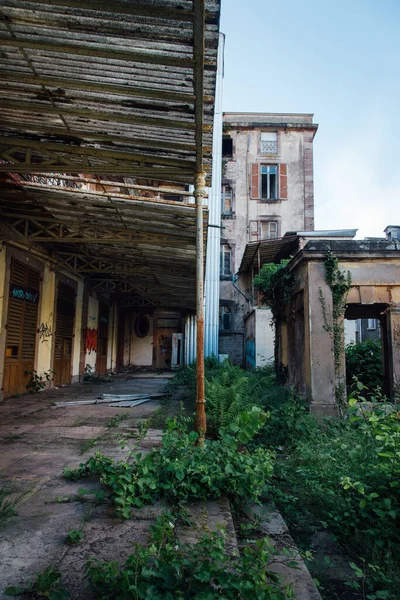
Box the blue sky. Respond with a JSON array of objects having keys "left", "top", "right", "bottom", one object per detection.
[{"left": 220, "top": 0, "right": 400, "bottom": 238}]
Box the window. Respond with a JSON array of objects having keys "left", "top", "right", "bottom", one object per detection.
[
  {"left": 222, "top": 135, "right": 233, "bottom": 157},
  {"left": 219, "top": 306, "right": 231, "bottom": 332},
  {"left": 220, "top": 244, "right": 232, "bottom": 277},
  {"left": 260, "top": 132, "right": 277, "bottom": 154},
  {"left": 221, "top": 184, "right": 232, "bottom": 215},
  {"left": 260, "top": 221, "right": 278, "bottom": 240},
  {"left": 367, "top": 318, "right": 377, "bottom": 330},
  {"left": 261, "top": 165, "right": 277, "bottom": 200}
]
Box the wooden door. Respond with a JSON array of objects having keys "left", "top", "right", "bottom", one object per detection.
[
  {"left": 155, "top": 316, "right": 181, "bottom": 369},
  {"left": 3, "top": 259, "right": 40, "bottom": 398},
  {"left": 96, "top": 303, "right": 109, "bottom": 375},
  {"left": 53, "top": 283, "right": 75, "bottom": 386}
]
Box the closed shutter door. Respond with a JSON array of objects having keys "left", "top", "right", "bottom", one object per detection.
[
  {"left": 4, "top": 259, "right": 40, "bottom": 397},
  {"left": 54, "top": 282, "right": 75, "bottom": 385}
]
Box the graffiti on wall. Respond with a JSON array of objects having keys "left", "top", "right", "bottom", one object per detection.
[
  {"left": 85, "top": 328, "right": 98, "bottom": 353},
  {"left": 11, "top": 286, "right": 38, "bottom": 303},
  {"left": 39, "top": 322, "right": 53, "bottom": 343}
]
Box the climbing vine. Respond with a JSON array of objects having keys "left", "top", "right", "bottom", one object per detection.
[
  {"left": 319, "top": 251, "right": 352, "bottom": 413},
  {"left": 253, "top": 259, "right": 295, "bottom": 324}
]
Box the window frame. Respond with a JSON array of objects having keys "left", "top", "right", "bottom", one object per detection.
[
  {"left": 260, "top": 165, "right": 278, "bottom": 201},
  {"left": 219, "top": 305, "right": 231, "bottom": 332},
  {"left": 220, "top": 244, "right": 232, "bottom": 278},
  {"left": 260, "top": 131, "right": 278, "bottom": 155},
  {"left": 260, "top": 220, "right": 279, "bottom": 240},
  {"left": 221, "top": 184, "right": 233, "bottom": 216}
]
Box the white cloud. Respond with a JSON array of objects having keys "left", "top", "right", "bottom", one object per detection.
[{"left": 315, "top": 123, "right": 399, "bottom": 239}]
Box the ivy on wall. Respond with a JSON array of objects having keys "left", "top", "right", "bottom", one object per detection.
[{"left": 319, "top": 251, "right": 352, "bottom": 414}]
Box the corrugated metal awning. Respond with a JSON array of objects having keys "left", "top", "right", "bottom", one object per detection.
[
  {"left": 239, "top": 236, "right": 300, "bottom": 273},
  {"left": 0, "top": 0, "right": 220, "bottom": 181}
]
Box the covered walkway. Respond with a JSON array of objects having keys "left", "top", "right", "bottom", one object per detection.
[{"left": 0, "top": 1, "right": 221, "bottom": 408}]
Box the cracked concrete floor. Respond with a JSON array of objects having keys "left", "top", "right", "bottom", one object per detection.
[{"left": 0, "top": 375, "right": 168, "bottom": 599}]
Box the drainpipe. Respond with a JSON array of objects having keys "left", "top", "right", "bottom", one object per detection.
[
  {"left": 204, "top": 32, "right": 224, "bottom": 358},
  {"left": 232, "top": 273, "right": 251, "bottom": 303},
  {"left": 195, "top": 171, "right": 207, "bottom": 442}
]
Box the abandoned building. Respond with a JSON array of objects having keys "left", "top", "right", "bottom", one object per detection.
[
  {"left": 0, "top": 0, "right": 222, "bottom": 401},
  {"left": 239, "top": 231, "right": 400, "bottom": 411},
  {"left": 218, "top": 113, "right": 318, "bottom": 365}
]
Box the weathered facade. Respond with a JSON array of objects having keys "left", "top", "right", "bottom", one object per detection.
[
  {"left": 219, "top": 113, "right": 318, "bottom": 365},
  {"left": 240, "top": 235, "right": 400, "bottom": 412}
]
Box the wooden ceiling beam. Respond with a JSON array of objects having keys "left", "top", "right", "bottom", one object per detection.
[{"left": 0, "top": 72, "right": 214, "bottom": 104}]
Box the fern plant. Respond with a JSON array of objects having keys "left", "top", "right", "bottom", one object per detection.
[{"left": 205, "top": 362, "right": 260, "bottom": 437}]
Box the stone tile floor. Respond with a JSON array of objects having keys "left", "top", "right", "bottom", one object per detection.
[{"left": 0, "top": 375, "right": 168, "bottom": 599}]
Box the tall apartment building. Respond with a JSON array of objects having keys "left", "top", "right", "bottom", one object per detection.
[{"left": 219, "top": 113, "right": 318, "bottom": 365}]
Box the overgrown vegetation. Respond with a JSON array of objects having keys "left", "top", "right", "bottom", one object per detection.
[
  {"left": 83, "top": 364, "right": 111, "bottom": 384},
  {"left": 268, "top": 380, "right": 400, "bottom": 599},
  {"left": 63, "top": 406, "right": 273, "bottom": 518},
  {"left": 86, "top": 511, "right": 293, "bottom": 600},
  {"left": 253, "top": 259, "right": 294, "bottom": 324},
  {"left": 346, "top": 339, "right": 383, "bottom": 391},
  {"left": 5, "top": 566, "right": 69, "bottom": 599},
  {"left": 0, "top": 485, "right": 30, "bottom": 529},
  {"left": 25, "top": 369, "right": 55, "bottom": 393}
]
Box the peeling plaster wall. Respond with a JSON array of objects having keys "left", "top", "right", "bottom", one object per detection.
[{"left": 85, "top": 295, "right": 98, "bottom": 372}]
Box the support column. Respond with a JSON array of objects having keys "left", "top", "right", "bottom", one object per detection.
[
  {"left": 107, "top": 302, "right": 117, "bottom": 373},
  {"left": 307, "top": 262, "right": 338, "bottom": 416},
  {"left": 195, "top": 171, "right": 207, "bottom": 441},
  {"left": 387, "top": 305, "right": 400, "bottom": 401},
  {"left": 35, "top": 264, "right": 56, "bottom": 385},
  {"left": 85, "top": 295, "right": 98, "bottom": 373},
  {"left": 71, "top": 279, "right": 84, "bottom": 383}
]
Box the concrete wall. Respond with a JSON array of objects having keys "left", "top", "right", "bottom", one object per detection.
[
  {"left": 219, "top": 114, "right": 317, "bottom": 362},
  {"left": 255, "top": 307, "right": 274, "bottom": 367}
]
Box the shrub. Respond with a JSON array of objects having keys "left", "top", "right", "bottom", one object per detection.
[
  {"left": 63, "top": 407, "right": 274, "bottom": 519},
  {"left": 86, "top": 511, "right": 292, "bottom": 600},
  {"left": 268, "top": 381, "right": 400, "bottom": 597},
  {"left": 345, "top": 339, "right": 383, "bottom": 391}
]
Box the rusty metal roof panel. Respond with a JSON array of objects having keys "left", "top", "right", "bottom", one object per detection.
[{"left": 0, "top": 0, "right": 220, "bottom": 180}]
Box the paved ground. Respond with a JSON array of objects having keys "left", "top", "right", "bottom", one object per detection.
[{"left": 0, "top": 374, "right": 169, "bottom": 599}]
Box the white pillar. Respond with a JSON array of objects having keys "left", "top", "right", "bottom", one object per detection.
[
  {"left": 71, "top": 279, "right": 84, "bottom": 382},
  {"left": 35, "top": 264, "right": 56, "bottom": 383}
]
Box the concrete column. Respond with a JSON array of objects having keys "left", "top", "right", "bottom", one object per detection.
[
  {"left": 35, "top": 265, "right": 56, "bottom": 383},
  {"left": 85, "top": 295, "right": 99, "bottom": 372},
  {"left": 110, "top": 304, "right": 118, "bottom": 372},
  {"left": 307, "top": 263, "right": 337, "bottom": 415},
  {"left": 387, "top": 305, "right": 400, "bottom": 401},
  {"left": 71, "top": 279, "right": 84, "bottom": 383},
  {"left": 106, "top": 304, "right": 115, "bottom": 372}
]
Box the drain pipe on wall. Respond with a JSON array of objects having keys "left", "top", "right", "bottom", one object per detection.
[{"left": 232, "top": 273, "right": 252, "bottom": 303}]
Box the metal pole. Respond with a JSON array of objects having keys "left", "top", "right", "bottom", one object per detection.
[{"left": 195, "top": 170, "right": 207, "bottom": 443}]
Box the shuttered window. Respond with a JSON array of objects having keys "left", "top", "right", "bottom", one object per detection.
[
  {"left": 6, "top": 259, "right": 40, "bottom": 361},
  {"left": 55, "top": 283, "right": 75, "bottom": 360}
]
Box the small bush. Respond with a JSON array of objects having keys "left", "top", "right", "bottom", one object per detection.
[
  {"left": 63, "top": 407, "right": 274, "bottom": 519},
  {"left": 345, "top": 339, "right": 383, "bottom": 391},
  {"left": 5, "top": 566, "right": 69, "bottom": 598},
  {"left": 86, "top": 511, "right": 292, "bottom": 600}
]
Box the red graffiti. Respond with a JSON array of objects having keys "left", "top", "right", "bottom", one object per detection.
[{"left": 85, "top": 328, "right": 98, "bottom": 353}]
